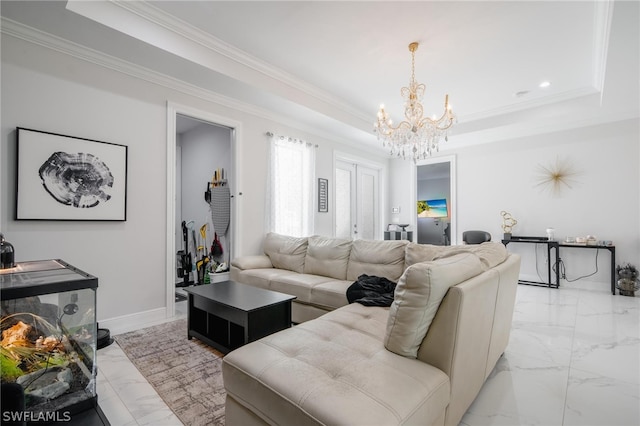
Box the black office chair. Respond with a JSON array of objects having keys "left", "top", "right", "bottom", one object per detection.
[{"left": 462, "top": 230, "right": 492, "bottom": 244}]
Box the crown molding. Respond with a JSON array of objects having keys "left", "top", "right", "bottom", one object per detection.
[
  {"left": 445, "top": 109, "right": 639, "bottom": 150},
  {"left": 0, "top": 17, "right": 263, "bottom": 118},
  {"left": 65, "top": 0, "right": 371, "bottom": 124},
  {"left": 1, "top": 17, "right": 379, "bottom": 153},
  {"left": 460, "top": 86, "right": 600, "bottom": 124}
]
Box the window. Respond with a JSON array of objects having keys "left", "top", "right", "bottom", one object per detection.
[{"left": 266, "top": 133, "right": 316, "bottom": 237}]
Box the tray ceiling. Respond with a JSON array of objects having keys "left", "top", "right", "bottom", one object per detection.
[{"left": 2, "top": 1, "right": 638, "bottom": 152}]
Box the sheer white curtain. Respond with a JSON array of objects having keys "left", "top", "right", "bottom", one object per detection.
[{"left": 265, "top": 133, "right": 316, "bottom": 237}]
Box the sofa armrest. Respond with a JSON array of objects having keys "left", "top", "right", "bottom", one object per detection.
[
  {"left": 416, "top": 253, "right": 520, "bottom": 426},
  {"left": 231, "top": 255, "right": 273, "bottom": 271}
]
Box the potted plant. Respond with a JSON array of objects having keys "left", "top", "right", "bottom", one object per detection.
[{"left": 616, "top": 263, "right": 639, "bottom": 296}]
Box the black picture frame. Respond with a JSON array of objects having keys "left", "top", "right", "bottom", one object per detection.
[
  {"left": 16, "top": 127, "right": 128, "bottom": 221},
  {"left": 318, "top": 178, "right": 328, "bottom": 213}
]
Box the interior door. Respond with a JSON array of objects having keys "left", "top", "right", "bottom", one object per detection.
[
  {"left": 335, "top": 161, "right": 356, "bottom": 239},
  {"left": 356, "top": 165, "right": 379, "bottom": 240},
  {"left": 335, "top": 160, "right": 379, "bottom": 240}
]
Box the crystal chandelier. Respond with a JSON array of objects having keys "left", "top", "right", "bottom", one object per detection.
[{"left": 374, "top": 42, "right": 455, "bottom": 162}]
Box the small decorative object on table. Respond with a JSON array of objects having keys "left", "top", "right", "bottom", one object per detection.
[
  {"left": 546, "top": 228, "right": 555, "bottom": 241},
  {"left": 0, "top": 233, "right": 15, "bottom": 269},
  {"left": 616, "top": 263, "right": 639, "bottom": 296},
  {"left": 501, "top": 211, "right": 518, "bottom": 240}
]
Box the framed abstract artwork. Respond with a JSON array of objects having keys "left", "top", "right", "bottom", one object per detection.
[{"left": 16, "top": 127, "right": 128, "bottom": 221}]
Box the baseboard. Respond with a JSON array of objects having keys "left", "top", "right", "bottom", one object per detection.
[{"left": 98, "top": 307, "right": 176, "bottom": 336}]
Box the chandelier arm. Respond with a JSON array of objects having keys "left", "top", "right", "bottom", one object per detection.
[
  {"left": 377, "top": 119, "right": 413, "bottom": 133},
  {"left": 420, "top": 113, "right": 455, "bottom": 131}
]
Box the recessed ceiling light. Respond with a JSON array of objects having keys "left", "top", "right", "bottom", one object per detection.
[{"left": 539, "top": 81, "right": 551, "bottom": 88}]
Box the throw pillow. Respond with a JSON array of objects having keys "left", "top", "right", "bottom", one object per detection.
[
  {"left": 433, "top": 242, "right": 507, "bottom": 270},
  {"left": 469, "top": 242, "right": 508, "bottom": 269},
  {"left": 384, "top": 252, "right": 484, "bottom": 358}
]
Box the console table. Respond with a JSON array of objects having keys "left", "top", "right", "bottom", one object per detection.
[
  {"left": 502, "top": 237, "right": 560, "bottom": 288},
  {"left": 558, "top": 243, "right": 616, "bottom": 295},
  {"left": 502, "top": 237, "right": 617, "bottom": 294}
]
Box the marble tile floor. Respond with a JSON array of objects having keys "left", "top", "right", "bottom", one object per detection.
[
  {"left": 97, "top": 282, "right": 639, "bottom": 425},
  {"left": 96, "top": 298, "right": 188, "bottom": 426}
]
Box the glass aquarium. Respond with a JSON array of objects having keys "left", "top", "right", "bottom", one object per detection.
[{"left": 1, "top": 259, "right": 98, "bottom": 420}]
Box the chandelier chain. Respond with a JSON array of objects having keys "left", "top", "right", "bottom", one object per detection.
[{"left": 410, "top": 46, "right": 416, "bottom": 86}]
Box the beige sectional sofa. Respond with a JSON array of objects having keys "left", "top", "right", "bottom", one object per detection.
[{"left": 224, "top": 233, "right": 521, "bottom": 425}]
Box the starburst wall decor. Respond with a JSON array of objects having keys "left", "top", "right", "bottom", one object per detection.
[{"left": 533, "top": 157, "right": 581, "bottom": 195}]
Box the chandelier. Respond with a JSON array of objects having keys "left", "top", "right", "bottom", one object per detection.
[{"left": 374, "top": 42, "right": 455, "bottom": 162}]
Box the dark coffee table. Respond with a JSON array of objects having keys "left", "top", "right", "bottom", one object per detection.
[{"left": 183, "top": 280, "right": 296, "bottom": 354}]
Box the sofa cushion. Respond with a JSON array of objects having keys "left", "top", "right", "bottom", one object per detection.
[
  {"left": 223, "top": 303, "right": 450, "bottom": 426},
  {"left": 310, "top": 279, "right": 352, "bottom": 309},
  {"left": 385, "top": 252, "right": 485, "bottom": 358},
  {"left": 263, "top": 232, "right": 308, "bottom": 273},
  {"left": 405, "top": 242, "right": 440, "bottom": 267},
  {"left": 232, "top": 268, "right": 300, "bottom": 290},
  {"left": 269, "top": 274, "right": 350, "bottom": 309},
  {"left": 231, "top": 254, "right": 273, "bottom": 270},
  {"left": 434, "top": 242, "right": 507, "bottom": 270},
  {"left": 346, "top": 239, "right": 408, "bottom": 282},
  {"left": 303, "top": 235, "right": 352, "bottom": 280}
]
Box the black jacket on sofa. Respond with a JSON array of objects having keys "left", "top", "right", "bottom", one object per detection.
[{"left": 346, "top": 274, "right": 397, "bottom": 307}]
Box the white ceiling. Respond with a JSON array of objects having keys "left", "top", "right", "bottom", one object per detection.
[{"left": 2, "top": 1, "right": 638, "bottom": 154}]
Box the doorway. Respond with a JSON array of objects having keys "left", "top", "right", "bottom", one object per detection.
[
  {"left": 175, "top": 115, "right": 232, "bottom": 284},
  {"left": 412, "top": 155, "right": 457, "bottom": 245},
  {"left": 166, "top": 102, "right": 241, "bottom": 318},
  {"left": 334, "top": 157, "right": 381, "bottom": 240}
]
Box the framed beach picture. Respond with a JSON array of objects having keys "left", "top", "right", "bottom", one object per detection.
[
  {"left": 417, "top": 198, "right": 448, "bottom": 218},
  {"left": 16, "top": 127, "right": 128, "bottom": 221}
]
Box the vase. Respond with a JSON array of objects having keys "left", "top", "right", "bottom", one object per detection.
[{"left": 616, "top": 277, "right": 639, "bottom": 297}]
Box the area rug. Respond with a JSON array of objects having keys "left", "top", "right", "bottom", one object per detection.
[{"left": 114, "top": 319, "right": 226, "bottom": 425}]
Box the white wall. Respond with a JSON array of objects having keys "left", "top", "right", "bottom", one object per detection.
[
  {"left": 391, "top": 119, "right": 639, "bottom": 285},
  {"left": 0, "top": 35, "right": 388, "bottom": 330},
  {"left": 456, "top": 120, "right": 639, "bottom": 284},
  {"left": 2, "top": 42, "right": 169, "bottom": 325}
]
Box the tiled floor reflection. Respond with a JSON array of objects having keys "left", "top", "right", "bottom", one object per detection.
[
  {"left": 98, "top": 283, "right": 639, "bottom": 425},
  {"left": 461, "top": 281, "right": 640, "bottom": 426},
  {"left": 97, "top": 299, "right": 187, "bottom": 425}
]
